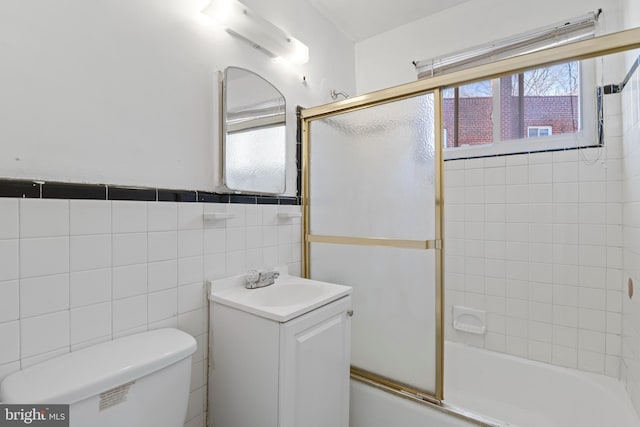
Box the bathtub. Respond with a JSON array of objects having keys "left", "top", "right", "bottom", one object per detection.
[{"left": 350, "top": 341, "right": 640, "bottom": 427}]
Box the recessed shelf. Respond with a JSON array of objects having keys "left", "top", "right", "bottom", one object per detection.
[
  {"left": 203, "top": 212, "right": 236, "bottom": 222},
  {"left": 278, "top": 212, "right": 302, "bottom": 219}
]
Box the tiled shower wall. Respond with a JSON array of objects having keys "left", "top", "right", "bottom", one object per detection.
[
  {"left": 0, "top": 198, "right": 302, "bottom": 427},
  {"left": 444, "top": 105, "right": 626, "bottom": 376},
  {"left": 622, "top": 55, "right": 640, "bottom": 414}
]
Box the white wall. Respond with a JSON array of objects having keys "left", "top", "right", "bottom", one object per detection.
[
  {"left": 623, "top": 0, "right": 640, "bottom": 27},
  {"left": 0, "top": 0, "right": 355, "bottom": 195},
  {"left": 0, "top": 198, "right": 302, "bottom": 427},
  {"left": 355, "top": 0, "right": 623, "bottom": 94}
]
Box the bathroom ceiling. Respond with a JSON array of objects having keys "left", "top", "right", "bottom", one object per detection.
[{"left": 308, "top": 0, "right": 474, "bottom": 41}]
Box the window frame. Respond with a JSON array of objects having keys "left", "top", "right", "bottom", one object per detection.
[
  {"left": 443, "top": 59, "right": 597, "bottom": 160},
  {"left": 527, "top": 126, "right": 553, "bottom": 137}
]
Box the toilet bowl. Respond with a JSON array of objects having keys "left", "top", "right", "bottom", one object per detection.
[{"left": 0, "top": 328, "right": 197, "bottom": 427}]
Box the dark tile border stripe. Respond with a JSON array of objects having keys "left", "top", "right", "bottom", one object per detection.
[
  {"left": 43, "top": 183, "right": 106, "bottom": 200},
  {"left": 229, "top": 195, "right": 257, "bottom": 204},
  {"left": 0, "top": 179, "right": 300, "bottom": 205},
  {"left": 278, "top": 197, "right": 299, "bottom": 205},
  {"left": 443, "top": 144, "right": 604, "bottom": 162},
  {"left": 108, "top": 186, "right": 157, "bottom": 201},
  {"left": 257, "top": 195, "right": 279, "bottom": 205},
  {"left": 0, "top": 180, "right": 41, "bottom": 198},
  {"left": 158, "top": 189, "right": 197, "bottom": 203},
  {"left": 198, "top": 192, "right": 230, "bottom": 203}
]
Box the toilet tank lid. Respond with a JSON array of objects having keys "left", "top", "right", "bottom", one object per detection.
[{"left": 0, "top": 328, "right": 197, "bottom": 404}]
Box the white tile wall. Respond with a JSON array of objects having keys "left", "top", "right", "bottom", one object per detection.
[
  {"left": 20, "top": 237, "right": 69, "bottom": 278},
  {"left": 148, "top": 288, "right": 178, "bottom": 323},
  {"left": 148, "top": 231, "right": 178, "bottom": 262},
  {"left": 444, "top": 103, "right": 625, "bottom": 377},
  {"left": 0, "top": 240, "right": 19, "bottom": 282},
  {"left": 0, "top": 322, "right": 20, "bottom": 364},
  {"left": 112, "top": 233, "right": 147, "bottom": 266},
  {"left": 0, "top": 200, "right": 19, "bottom": 239},
  {"left": 20, "top": 199, "right": 69, "bottom": 238},
  {"left": 113, "top": 294, "right": 148, "bottom": 333},
  {"left": 113, "top": 264, "right": 148, "bottom": 299},
  {"left": 69, "top": 200, "right": 111, "bottom": 235},
  {"left": 622, "top": 58, "right": 640, "bottom": 416},
  {"left": 0, "top": 199, "right": 302, "bottom": 427},
  {"left": 148, "top": 260, "right": 178, "bottom": 292},
  {"left": 0, "top": 281, "right": 18, "bottom": 323},
  {"left": 148, "top": 202, "right": 177, "bottom": 232},
  {"left": 70, "top": 302, "right": 112, "bottom": 345},
  {"left": 70, "top": 269, "right": 111, "bottom": 308},
  {"left": 70, "top": 235, "right": 112, "bottom": 271},
  {"left": 112, "top": 201, "right": 147, "bottom": 233},
  {"left": 20, "top": 274, "right": 69, "bottom": 318},
  {"left": 21, "top": 311, "right": 70, "bottom": 359}
]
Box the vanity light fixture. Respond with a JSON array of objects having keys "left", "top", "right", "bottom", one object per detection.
[{"left": 202, "top": 0, "right": 309, "bottom": 65}]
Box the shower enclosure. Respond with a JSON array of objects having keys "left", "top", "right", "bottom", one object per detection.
[
  {"left": 300, "top": 27, "right": 640, "bottom": 427},
  {"left": 303, "top": 92, "right": 444, "bottom": 400}
]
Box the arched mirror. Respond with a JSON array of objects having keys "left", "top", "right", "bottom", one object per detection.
[{"left": 221, "top": 66, "right": 286, "bottom": 194}]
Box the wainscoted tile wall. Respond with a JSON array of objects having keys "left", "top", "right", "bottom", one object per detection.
[
  {"left": 444, "top": 99, "right": 625, "bottom": 376},
  {"left": 0, "top": 199, "right": 302, "bottom": 427},
  {"left": 621, "top": 59, "right": 640, "bottom": 415}
]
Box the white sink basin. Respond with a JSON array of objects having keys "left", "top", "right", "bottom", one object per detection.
[
  {"left": 247, "top": 283, "right": 328, "bottom": 307},
  {"left": 209, "top": 270, "right": 351, "bottom": 322}
]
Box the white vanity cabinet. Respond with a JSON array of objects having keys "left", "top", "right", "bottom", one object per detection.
[{"left": 210, "top": 295, "right": 352, "bottom": 427}]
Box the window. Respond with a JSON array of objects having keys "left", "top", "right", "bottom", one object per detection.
[
  {"left": 442, "top": 60, "right": 595, "bottom": 158},
  {"left": 442, "top": 80, "right": 494, "bottom": 148},
  {"left": 527, "top": 126, "right": 553, "bottom": 137}
]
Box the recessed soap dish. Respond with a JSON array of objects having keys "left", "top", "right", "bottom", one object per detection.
[{"left": 453, "top": 305, "right": 486, "bottom": 335}]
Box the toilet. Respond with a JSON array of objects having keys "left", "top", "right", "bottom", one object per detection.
[{"left": 0, "top": 328, "right": 197, "bottom": 427}]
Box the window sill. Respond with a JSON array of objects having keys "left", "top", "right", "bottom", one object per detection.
[{"left": 443, "top": 132, "right": 599, "bottom": 161}]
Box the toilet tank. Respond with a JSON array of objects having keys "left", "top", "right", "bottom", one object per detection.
[{"left": 0, "top": 328, "right": 197, "bottom": 427}]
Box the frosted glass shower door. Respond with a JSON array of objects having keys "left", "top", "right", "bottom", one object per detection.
[{"left": 306, "top": 93, "right": 441, "bottom": 396}]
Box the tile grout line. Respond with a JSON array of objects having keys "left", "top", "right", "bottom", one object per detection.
[
  {"left": 17, "top": 199, "right": 22, "bottom": 369},
  {"left": 110, "top": 200, "right": 115, "bottom": 341},
  {"left": 67, "top": 200, "right": 71, "bottom": 354},
  {"left": 145, "top": 202, "right": 149, "bottom": 332}
]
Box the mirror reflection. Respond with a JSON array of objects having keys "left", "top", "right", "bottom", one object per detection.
[{"left": 222, "top": 66, "right": 286, "bottom": 194}]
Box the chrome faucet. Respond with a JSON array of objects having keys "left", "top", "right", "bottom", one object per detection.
[{"left": 245, "top": 269, "right": 280, "bottom": 289}]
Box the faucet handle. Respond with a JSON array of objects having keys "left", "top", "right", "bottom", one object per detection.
[{"left": 246, "top": 269, "right": 260, "bottom": 284}]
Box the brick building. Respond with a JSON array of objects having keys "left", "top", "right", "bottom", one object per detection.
[{"left": 443, "top": 91, "right": 579, "bottom": 147}]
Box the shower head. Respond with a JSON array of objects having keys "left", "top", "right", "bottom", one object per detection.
[{"left": 330, "top": 89, "right": 349, "bottom": 100}]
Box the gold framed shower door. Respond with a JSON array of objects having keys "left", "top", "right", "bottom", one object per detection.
[{"left": 301, "top": 88, "right": 445, "bottom": 400}]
